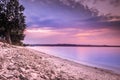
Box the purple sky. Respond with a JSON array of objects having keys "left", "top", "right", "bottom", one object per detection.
[{"left": 20, "top": 0, "right": 120, "bottom": 45}]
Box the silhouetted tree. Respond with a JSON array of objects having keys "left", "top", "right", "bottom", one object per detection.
[{"left": 0, "top": 0, "right": 26, "bottom": 45}]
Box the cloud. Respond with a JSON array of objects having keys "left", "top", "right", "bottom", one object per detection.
[
  {"left": 22, "top": 0, "right": 120, "bottom": 31},
  {"left": 25, "top": 27, "right": 68, "bottom": 38},
  {"left": 22, "top": 0, "right": 98, "bottom": 25},
  {"left": 74, "top": 15, "right": 120, "bottom": 30},
  {"left": 92, "top": 0, "right": 120, "bottom": 6},
  {"left": 21, "top": 0, "right": 120, "bottom": 45},
  {"left": 24, "top": 27, "right": 120, "bottom": 45}
]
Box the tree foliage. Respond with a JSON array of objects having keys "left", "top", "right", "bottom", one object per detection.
[{"left": 0, "top": 0, "right": 26, "bottom": 45}]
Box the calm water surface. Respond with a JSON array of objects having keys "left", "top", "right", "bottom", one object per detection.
[{"left": 28, "top": 47, "right": 120, "bottom": 73}]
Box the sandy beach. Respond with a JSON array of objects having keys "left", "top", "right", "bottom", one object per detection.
[{"left": 0, "top": 42, "right": 120, "bottom": 80}]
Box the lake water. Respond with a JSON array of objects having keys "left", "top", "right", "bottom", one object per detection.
[{"left": 28, "top": 46, "right": 120, "bottom": 73}]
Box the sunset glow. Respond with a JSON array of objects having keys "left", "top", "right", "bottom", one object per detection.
[
  {"left": 19, "top": 0, "right": 120, "bottom": 45},
  {"left": 24, "top": 27, "right": 120, "bottom": 45}
]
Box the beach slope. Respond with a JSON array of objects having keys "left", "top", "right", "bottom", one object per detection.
[{"left": 0, "top": 42, "right": 120, "bottom": 80}]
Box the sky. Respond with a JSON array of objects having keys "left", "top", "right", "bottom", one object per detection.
[{"left": 20, "top": 0, "right": 120, "bottom": 45}]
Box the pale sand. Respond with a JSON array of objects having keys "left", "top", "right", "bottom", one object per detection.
[{"left": 0, "top": 42, "right": 120, "bottom": 80}]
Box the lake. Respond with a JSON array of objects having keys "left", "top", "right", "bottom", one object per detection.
[{"left": 28, "top": 46, "right": 120, "bottom": 73}]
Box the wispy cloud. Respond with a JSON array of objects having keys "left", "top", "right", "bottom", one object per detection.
[
  {"left": 21, "top": 0, "right": 120, "bottom": 30},
  {"left": 24, "top": 27, "right": 120, "bottom": 45},
  {"left": 21, "top": 0, "right": 120, "bottom": 45}
]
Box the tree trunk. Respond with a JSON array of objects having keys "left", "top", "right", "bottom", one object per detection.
[{"left": 5, "top": 30, "right": 12, "bottom": 44}]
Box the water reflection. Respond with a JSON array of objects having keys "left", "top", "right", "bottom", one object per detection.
[{"left": 28, "top": 47, "right": 120, "bottom": 72}]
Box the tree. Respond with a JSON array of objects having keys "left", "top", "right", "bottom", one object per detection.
[{"left": 0, "top": 0, "right": 26, "bottom": 45}]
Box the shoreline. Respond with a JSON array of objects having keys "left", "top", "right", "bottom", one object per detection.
[
  {"left": 27, "top": 47, "right": 120, "bottom": 77},
  {"left": 0, "top": 42, "right": 120, "bottom": 80},
  {"left": 28, "top": 47, "right": 120, "bottom": 74},
  {"left": 30, "top": 48, "right": 120, "bottom": 74}
]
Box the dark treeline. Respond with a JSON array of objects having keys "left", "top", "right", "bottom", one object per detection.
[
  {"left": 25, "top": 44, "right": 120, "bottom": 47},
  {"left": 0, "top": 0, "right": 26, "bottom": 45}
]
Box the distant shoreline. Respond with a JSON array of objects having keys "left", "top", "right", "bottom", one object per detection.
[{"left": 25, "top": 44, "right": 120, "bottom": 47}]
